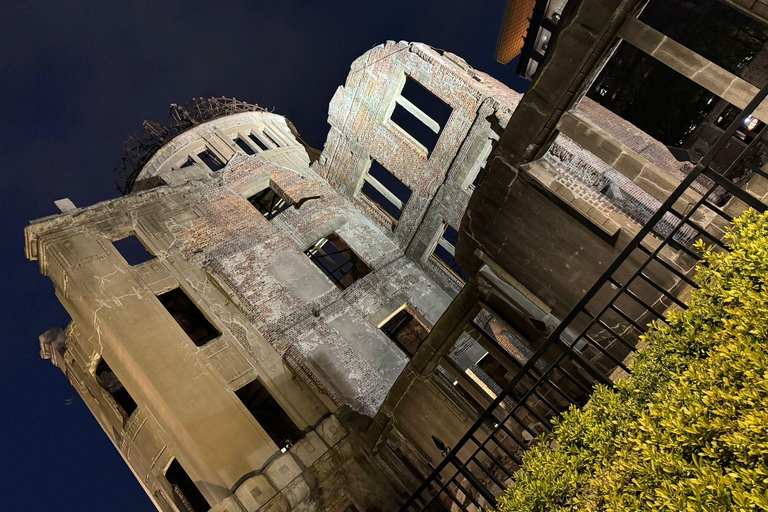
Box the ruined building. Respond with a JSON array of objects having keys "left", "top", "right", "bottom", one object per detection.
[{"left": 25, "top": 1, "right": 768, "bottom": 511}]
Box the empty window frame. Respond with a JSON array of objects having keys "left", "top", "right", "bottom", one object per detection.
[
  {"left": 165, "top": 459, "right": 210, "bottom": 512},
  {"left": 389, "top": 76, "right": 453, "bottom": 154},
  {"left": 235, "top": 379, "right": 303, "bottom": 450},
  {"left": 361, "top": 160, "right": 413, "bottom": 223},
  {"left": 262, "top": 130, "right": 282, "bottom": 148},
  {"left": 112, "top": 235, "right": 154, "bottom": 266},
  {"left": 233, "top": 137, "right": 255, "bottom": 155},
  {"left": 247, "top": 132, "right": 270, "bottom": 151},
  {"left": 246, "top": 186, "right": 290, "bottom": 220},
  {"left": 304, "top": 233, "right": 371, "bottom": 290},
  {"left": 380, "top": 307, "right": 430, "bottom": 357},
  {"left": 197, "top": 149, "right": 225, "bottom": 172},
  {"left": 431, "top": 225, "right": 469, "bottom": 283},
  {"left": 95, "top": 358, "right": 137, "bottom": 421},
  {"left": 157, "top": 288, "right": 221, "bottom": 347}
]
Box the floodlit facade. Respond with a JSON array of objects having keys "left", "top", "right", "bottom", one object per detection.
[{"left": 26, "top": 1, "right": 768, "bottom": 509}]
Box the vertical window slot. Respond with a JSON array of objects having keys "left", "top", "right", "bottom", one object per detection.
[
  {"left": 157, "top": 288, "right": 221, "bottom": 347},
  {"left": 235, "top": 379, "right": 303, "bottom": 451}
]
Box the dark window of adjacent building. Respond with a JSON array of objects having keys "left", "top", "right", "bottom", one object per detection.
[
  {"left": 248, "top": 132, "right": 269, "bottom": 151},
  {"left": 95, "top": 358, "right": 137, "bottom": 421},
  {"left": 262, "top": 130, "right": 282, "bottom": 148},
  {"left": 390, "top": 76, "right": 453, "bottom": 154},
  {"left": 714, "top": 105, "right": 765, "bottom": 143},
  {"left": 198, "top": 149, "right": 225, "bottom": 172},
  {"left": 361, "top": 160, "right": 413, "bottom": 223},
  {"left": 235, "top": 379, "right": 303, "bottom": 450},
  {"left": 157, "top": 288, "right": 221, "bottom": 347},
  {"left": 246, "top": 187, "right": 290, "bottom": 220},
  {"left": 234, "top": 137, "right": 255, "bottom": 155},
  {"left": 477, "top": 353, "right": 510, "bottom": 389},
  {"left": 304, "top": 233, "right": 371, "bottom": 290},
  {"left": 431, "top": 225, "right": 469, "bottom": 282},
  {"left": 380, "top": 308, "right": 430, "bottom": 357},
  {"left": 165, "top": 459, "right": 210, "bottom": 512},
  {"left": 112, "top": 235, "right": 154, "bottom": 266}
]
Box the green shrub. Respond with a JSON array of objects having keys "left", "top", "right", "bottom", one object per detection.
[{"left": 497, "top": 209, "right": 768, "bottom": 512}]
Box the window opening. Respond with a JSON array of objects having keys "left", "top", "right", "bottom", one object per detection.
[
  {"left": 95, "top": 358, "right": 137, "bottom": 421},
  {"left": 165, "top": 459, "right": 210, "bottom": 512},
  {"left": 262, "top": 130, "right": 282, "bottom": 148},
  {"left": 247, "top": 132, "right": 269, "bottom": 151},
  {"left": 361, "top": 160, "right": 412, "bottom": 223},
  {"left": 380, "top": 308, "right": 430, "bottom": 357},
  {"left": 234, "top": 137, "right": 255, "bottom": 155},
  {"left": 472, "top": 167, "right": 485, "bottom": 188},
  {"left": 304, "top": 233, "right": 371, "bottom": 290},
  {"left": 477, "top": 353, "right": 511, "bottom": 389},
  {"left": 157, "top": 288, "right": 221, "bottom": 347},
  {"left": 246, "top": 187, "right": 289, "bottom": 220},
  {"left": 389, "top": 76, "right": 453, "bottom": 154},
  {"left": 112, "top": 235, "right": 154, "bottom": 266},
  {"left": 235, "top": 379, "right": 303, "bottom": 450},
  {"left": 431, "top": 225, "right": 469, "bottom": 282},
  {"left": 715, "top": 105, "right": 766, "bottom": 143},
  {"left": 197, "top": 149, "right": 225, "bottom": 172}
]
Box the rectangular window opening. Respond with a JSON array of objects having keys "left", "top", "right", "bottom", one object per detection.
[
  {"left": 476, "top": 353, "right": 511, "bottom": 389},
  {"left": 262, "top": 130, "right": 282, "bottom": 148},
  {"left": 380, "top": 307, "right": 430, "bottom": 357},
  {"left": 431, "top": 225, "right": 469, "bottom": 283},
  {"left": 157, "top": 288, "right": 221, "bottom": 347},
  {"left": 95, "top": 358, "right": 137, "bottom": 421},
  {"left": 234, "top": 137, "right": 255, "bottom": 155},
  {"left": 472, "top": 166, "right": 485, "bottom": 189},
  {"left": 246, "top": 186, "right": 290, "bottom": 220},
  {"left": 361, "top": 160, "right": 412, "bottom": 223},
  {"left": 165, "top": 459, "right": 210, "bottom": 512},
  {"left": 389, "top": 76, "right": 453, "bottom": 154},
  {"left": 235, "top": 379, "right": 303, "bottom": 450},
  {"left": 304, "top": 233, "right": 371, "bottom": 290},
  {"left": 198, "top": 149, "right": 225, "bottom": 172},
  {"left": 112, "top": 235, "right": 154, "bottom": 266},
  {"left": 247, "top": 132, "right": 269, "bottom": 151}
]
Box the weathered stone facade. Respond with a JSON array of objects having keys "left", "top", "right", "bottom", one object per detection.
[
  {"left": 26, "top": 43, "right": 524, "bottom": 512},
  {"left": 30, "top": 14, "right": 768, "bottom": 509}
]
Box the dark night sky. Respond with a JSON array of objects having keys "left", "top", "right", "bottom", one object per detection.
[{"left": 0, "top": 1, "right": 527, "bottom": 509}]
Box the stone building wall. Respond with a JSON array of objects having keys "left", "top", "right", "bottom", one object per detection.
[
  {"left": 26, "top": 114, "right": 445, "bottom": 511},
  {"left": 314, "top": 41, "right": 521, "bottom": 295}
]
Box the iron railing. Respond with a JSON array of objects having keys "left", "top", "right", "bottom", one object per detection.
[{"left": 398, "top": 84, "right": 768, "bottom": 512}]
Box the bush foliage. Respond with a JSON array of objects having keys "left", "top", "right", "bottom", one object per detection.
[{"left": 497, "top": 209, "right": 768, "bottom": 511}]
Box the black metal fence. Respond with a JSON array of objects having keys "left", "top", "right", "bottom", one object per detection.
[{"left": 398, "top": 84, "right": 768, "bottom": 512}]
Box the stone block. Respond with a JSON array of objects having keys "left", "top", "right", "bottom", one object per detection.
[
  {"left": 280, "top": 475, "right": 312, "bottom": 508},
  {"left": 316, "top": 415, "right": 346, "bottom": 447},
  {"left": 291, "top": 431, "right": 328, "bottom": 468},
  {"left": 211, "top": 495, "right": 246, "bottom": 512},
  {"left": 259, "top": 493, "right": 290, "bottom": 512},
  {"left": 264, "top": 452, "right": 303, "bottom": 490},
  {"left": 234, "top": 474, "right": 278, "bottom": 512}
]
